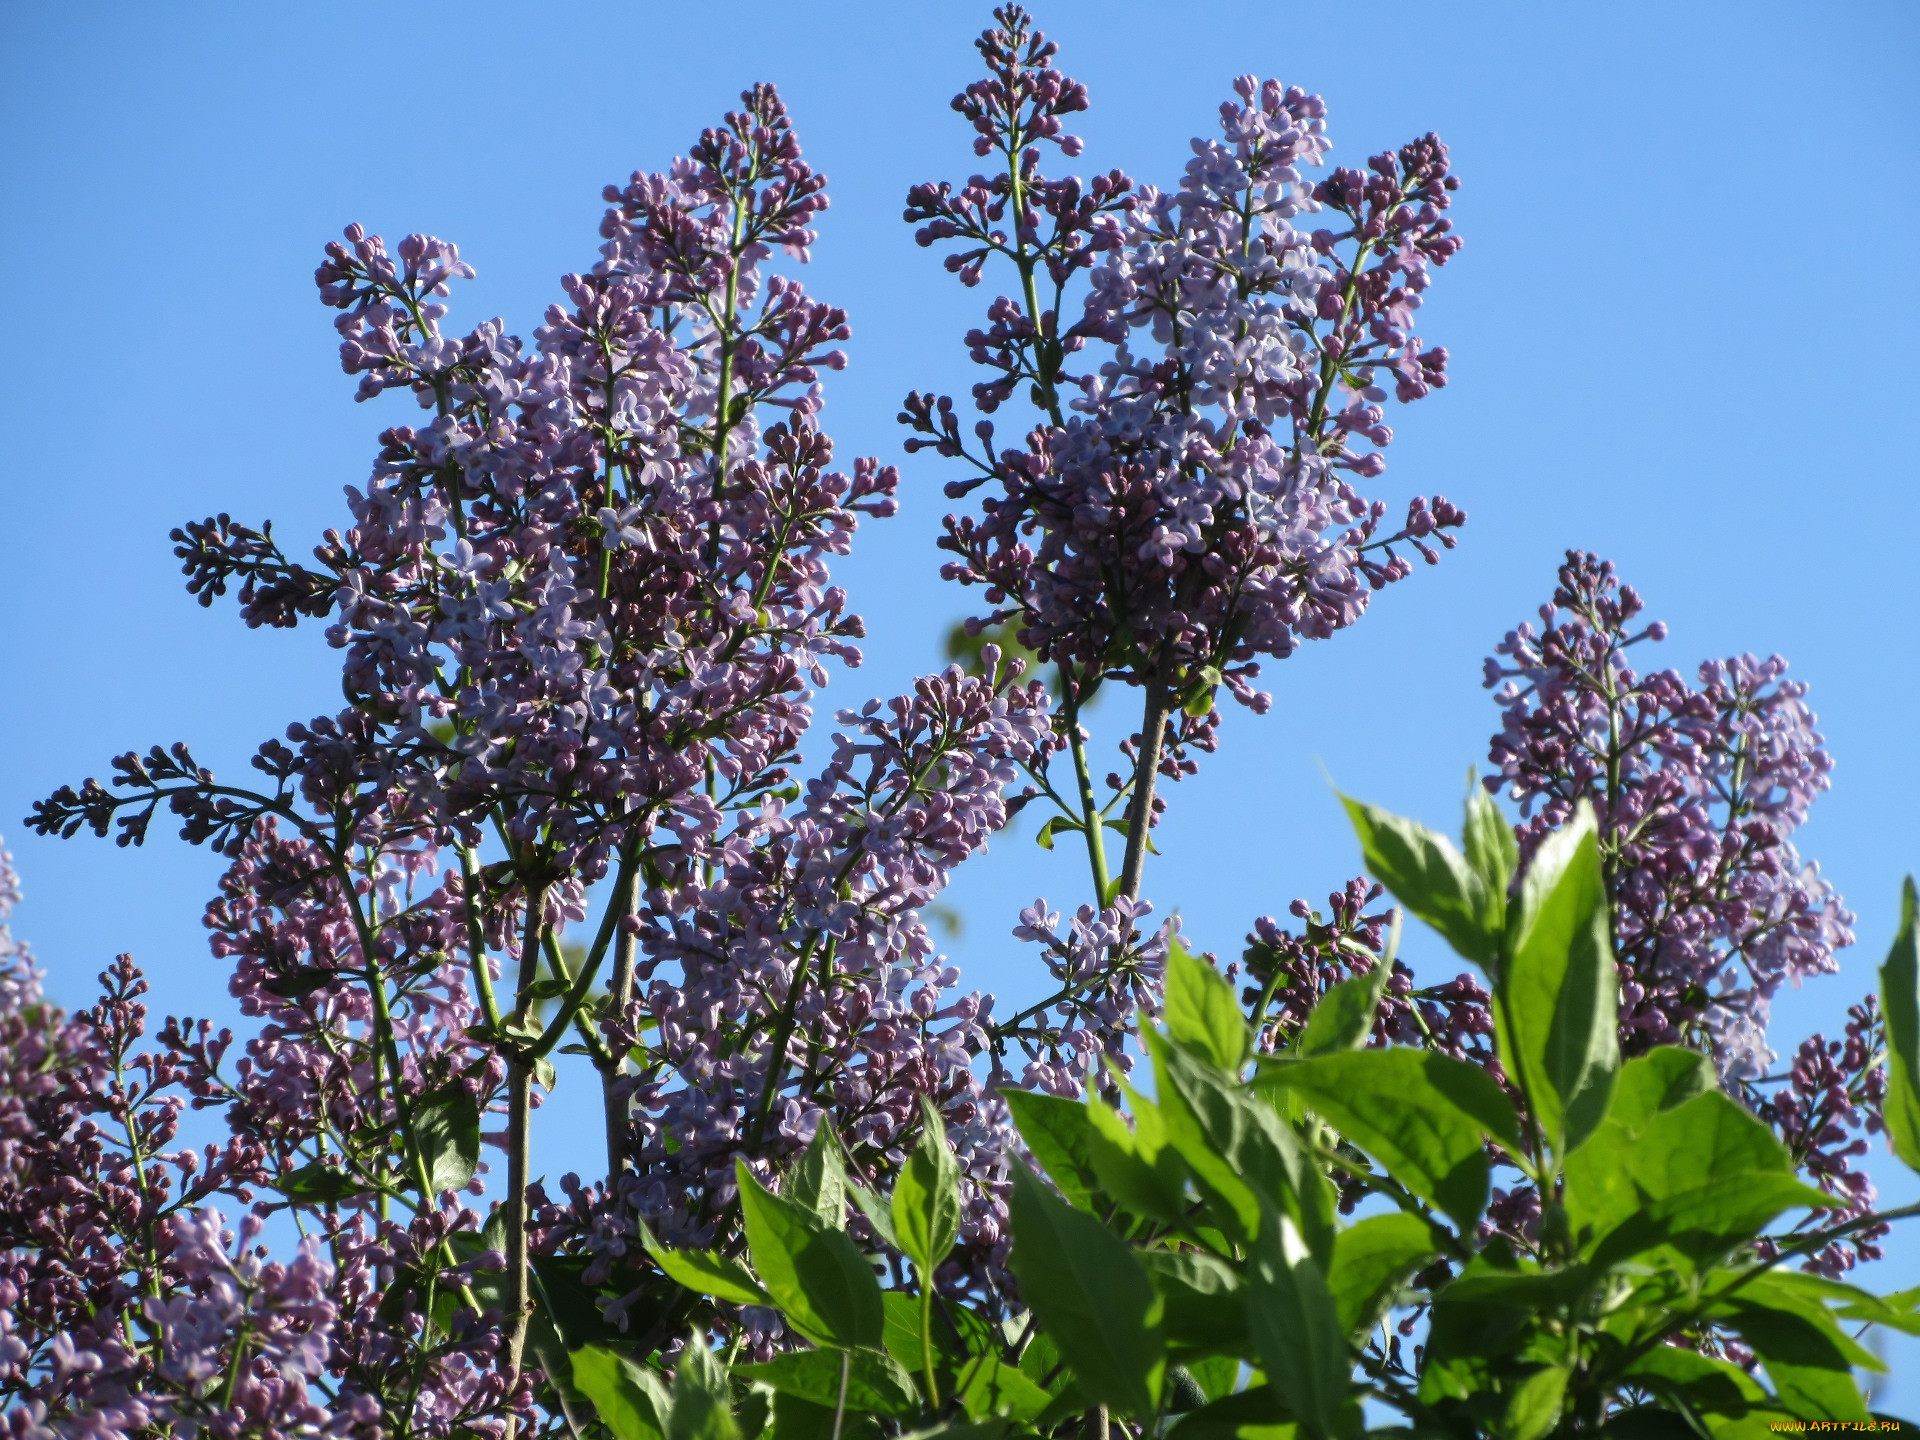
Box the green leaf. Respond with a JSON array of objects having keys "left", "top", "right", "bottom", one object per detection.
[
  {"left": 1628, "top": 1089, "right": 1791, "bottom": 1196},
  {"left": 1563, "top": 1047, "right": 1721, "bottom": 1245},
  {"left": 1001, "top": 1089, "right": 1100, "bottom": 1212},
  {"left": 1341, "top": 794, "right": 1497, "bottom": 966},
  {"left": 894, "top": 1097, "right": 962, "bottom": 1275},
  {"left": 1006, "top": 1162, "right": 1165, "bottom": 1418},
  {"left": 1165, "top": 938, "right": 1248, "bottom": 1071},
  {"left": 669, "top": 1339, "right": 740, "bottom": 1440},
  {"left": 279, "top": 1161, "right": 370, "bottom": 1205},
  {"left": 415, "top": 1085, "right": 482, "bottom": 1195},
  {"left": 572, "top": 1345, "right": 670, "bottom": 1440},
  {"left": 1258, "top": 1047, "right": 1521, "bottom": 1233},
  {"left": 1141, "top": 1250, "right": 1248, "bottom": 1356},
  {"left": 768, "top": 1395, "right": 878, "bottom": 1440},
  {"left": 639, "top": 1222, "right": 771, "bottom": 1308},
  {"left": 1581, "top": 1092, "right": 1825, "bottom": 1269},
  {"left": 1500, "top": 803, "right": 1620, "bottom": 1159},
  {"left": 1247, "top": 1210, "right": 1346, "bottom": 1440},
  {"left": 737, "top": 1159, "right": 884, "bottom": 1350},
  {"left": 954, "top": 1354, "right": 1054, "bottom": 1422},
  {"left": 1502, "top": 1366, "right": 1569, "bottom": 1440},
  {"left": 1085, "top": 1089, "right": 1191, "bottom": 1224},
  {"left": 738, "top": 1349, "right": 920, "bottom": 1417},
  {"left": 789, "top": 1121, "right": 848, "bottom": 1231},
  {"left": 1035, "top": 816, "right": 1081, "bottom": 851},
  {"left": 1326, "top": 1212, "right": 1436, "bottom": 1339},
  {"left": 1607, "top": 1045, "right": 1717, "bottom": 1131},
  {"left": 1880, "top": 876, "right": 1920, "bottom": 1172},
  {"left": 1462, "top": 778, "right": 1517, "bottom": 923},
  {"left": 1152, "top": 1033, "right": 1334, "bottom": 1258},
  {"left": 1165, "top": 1386, "right": 1298, "bottom": 1440},
  {"left": 1296, "top": 961, "right": 1391, "bottom": 1057},
  {"left": 1716, "top": 1294, "right": 1875, "bottom": 1423},
  {"left": 1623, "top": 1344, "right": 1767, "bottom": 1422}
]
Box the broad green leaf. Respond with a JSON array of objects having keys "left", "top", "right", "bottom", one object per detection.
[
  {"left": 1001, "top": 1089, "right": 1100, "bottom": 1212},
  {"left": 279, "top": 1161, "right": 370, "bottom": 1204},
  {"left": 1564, "top": 1047, "right": 1720, "bottom": 1244},
  {"left": 1296, "top": 959, "right": 1391, "bottom": 1058},
  {"left": 768, "top": 1395, "right": 878, "bottom": 1440},
  {"left": 1085, "top": 1090, "right": 1190, "bottom": 1224},
  {"left": 789, "top": 1121, "right": 848, "bottom": 1231},
  {"left": 894, "top": 1424, "right": 1007, "bottom": 1440},
  {"left": 1247, "top": 1210, "right": 1346, "bottom": 1440},
  {"left": 1755, "top": 1271, "right": 1920, "bottom": 1336},
  {"left": 1165, "top": 1386, "right": 1298, "bottom": 1440},
  {"left": 1327, "top": 1212, "right": 1436, "bottom": 1339},
  {"left": 1259, "top": 1047, "right": 1521, "bottom": 1233},
  {"left": 1717, "top": 1295, "right": 1874, "bottom": 1423},
  {"left": 953, "top": 1354, "right": 1053, "bottom": 1422},
  {"left": 1165, "top": 938, "right": 1248, "bottom": 1071},
  {"left": 1151, "top": 1033, "right": 1333, "bottom": 1258},
  {"left": 738, "top": 1348, "right": 920, "bottom": 1417},
  {"left": 416, "top": 1084, "right": 482, "bottom": 1194},
  {"left": 639, "top": 1222, "right": 771, "bottom": 1308},
  {"left": 736, "top": 1159, "right": 883, "bottom": 1350},
  {"left": 1500, "top": 803, "right": 1619, "bottom": 1159},
  {"left": 572, "top": 1345, "right": 670, "bottom": 1440},
  {"left": 1503, "top": 1366, "right": 1569, "bottom": 1440},
  {"left": 669, "top": 1340, "right": 740, "bottom": 1440},
  {"left": 1608, "top": 1046, "right": 1717, "bottom": 1131},
  {"left": 1881, "top": 877, "right": 1920, "bottom": 1172},
  {"left": 1623, "top": 1344, "right": 1767, "bottom": 1420},
  {"left": 1341, "top": 794, "right": 1497, "bottom": 966},
  {"left": 1590, "top": 1171, "right": 1834, "bottom": 1274},
  {"left": 1141, "top": 1250, "right": 1248, "bottom": 1355},
  {"left": 1006, "top": 1162, "right": 1165, "bottom": 1418},
  {"left": 1462, "top": 779, "right": 1517, "bottom": 924},
  {"left": 1630, "top": 1090, "right": 1791, "bottom": 1196},
  {"left": 894, "top": 1098, "right": 962, "bottom": 1274}
]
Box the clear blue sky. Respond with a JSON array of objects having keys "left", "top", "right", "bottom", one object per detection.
[{"left": 3, "top": 0, "right": 1917, "bottom": 1398}]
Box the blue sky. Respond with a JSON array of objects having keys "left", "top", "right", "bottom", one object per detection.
[{"left": 4, "top": 0, "right": 1917, "bottom": 1401}]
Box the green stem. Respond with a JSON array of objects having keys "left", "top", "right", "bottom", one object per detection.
[
  {"left": 1061, "top": 670, "right": 1110, "bottom": 900},
  {"left": 920, "top": 1282, "right": 942, "bottom": 1410}
]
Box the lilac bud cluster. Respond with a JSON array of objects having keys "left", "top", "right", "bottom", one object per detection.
[
  {"left": 904, "top": 6, "right": 1466, "bottom": 733},
  {"left": 1482, "top": 551, "right": 1877, "bottom": 1274},
  {"left": 1240, "top": 877, "right": 1494, "bottom": 1064},
  {"left": 1483, "top": 552, "right": 1854, "bottom": 1075},
  {"left": 538, "top": 656, "right": 1053, "bottom": 1301}
]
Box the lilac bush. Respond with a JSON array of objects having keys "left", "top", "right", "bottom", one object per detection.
[{"left": 8, "top": 7, "right": 1910, "bottom": 1435}]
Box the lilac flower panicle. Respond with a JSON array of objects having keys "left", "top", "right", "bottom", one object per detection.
[{"left": 1483, "top": 552, "right": 1873, "bottom": 1273}]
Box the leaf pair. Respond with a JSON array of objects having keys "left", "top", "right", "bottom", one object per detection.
[{"left": 1342, "top": 790, "right": 1618, "bottom": 1164}]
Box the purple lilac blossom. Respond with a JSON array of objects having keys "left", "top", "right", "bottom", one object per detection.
[
  {"left": 904, "top": 6, "right": 1465, "bottom": 746},
  {"left": 1482, "top": 551, "right": 1878, "bottom": 1275}
]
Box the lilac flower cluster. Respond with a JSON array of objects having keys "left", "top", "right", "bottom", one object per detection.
[
  {"left": 1483, "top": 551, "right": 1854, "bottom": 1076},
  {"left": 997, "top": 895, "right": 1169, "bottom": 1097},
  {"left": 1238, "top": 876, "right": 1494, "bottom": 1064},
  {"left": 24, "top": 76, "right": 1102, "bottom": 1421},
  {"left": 901, "top": 4, "right": 1466, "bottom": 902},
  {"left": 1482, "top": 552, "right": 1877, "bottom": 1274},
  {"left": 541, "top": 654, "right": 1054, "bottom": 1313}
]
